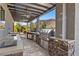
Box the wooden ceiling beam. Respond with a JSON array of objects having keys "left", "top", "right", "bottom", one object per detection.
[
  {"left": 29, "top": 3, "right": 49, "bottom": 9},
  {"left": 11, "top": 3, "right": 45, "bottom": 11},
  {"left": 49, "top": 3, "right": 56, "bottom": 5},
  {"left": 8, "top": 5, "right": 42, "bottom": 14},
  {"left": 10, "top": 10, "right": 37, "bottom": 17}
]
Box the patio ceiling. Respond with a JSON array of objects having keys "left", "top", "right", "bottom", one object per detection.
[{"left": 7, "top": 3, "right": 56, "bottom": 22}]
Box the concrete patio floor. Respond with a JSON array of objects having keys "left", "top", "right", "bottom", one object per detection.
[{"left": 22, "top": 38, "right": 49, "bottom": 56}]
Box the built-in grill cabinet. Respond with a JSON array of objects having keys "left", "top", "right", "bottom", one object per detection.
[{"left": 38, "top": 29, "right": 55, "bottom": 50}]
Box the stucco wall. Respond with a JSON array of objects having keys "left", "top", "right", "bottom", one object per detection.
[
  {"left": 56, "top": 3, "right": 63, "bottom": 38},
  {"left": 56, "top": 3, "right": 75, "bottom": 40},
  {"left": 75, "top": 3, "right": 79, "bottom": 56},
  {"left": 66, "top": 3, "right": 75, "bottom": 40}
]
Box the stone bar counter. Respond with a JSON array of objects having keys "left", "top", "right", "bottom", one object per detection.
[
  {"left": 48, "top": 37, "right": 75, "bottom": 56},
  {"left": 0, "top": 33, "right": 24, "bottom": 56}
]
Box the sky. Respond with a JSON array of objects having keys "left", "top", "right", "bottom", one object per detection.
[
  {"left": 39, "top": 9, "right": 56, "bottom": 20},
  {"left": 33, "top": 9, "right": 56, "bottom": 23},
  {"left": 0, "top": 9, "right": 56, "bottom": 25}
]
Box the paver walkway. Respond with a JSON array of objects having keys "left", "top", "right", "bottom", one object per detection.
[{"left": 22, "top": 38, "right": 49, "bottom": 56}]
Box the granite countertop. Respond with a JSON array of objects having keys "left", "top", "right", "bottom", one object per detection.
[
  {"left": 49, "top": 36, "right": 75, "bottom": 42},
  {"left": 27, "top": 32, "right": 40, "bottom": 35}
]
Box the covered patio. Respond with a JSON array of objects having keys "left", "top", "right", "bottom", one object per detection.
[{"left": 0, "top": 3, "right": 79, "bottom": 56}]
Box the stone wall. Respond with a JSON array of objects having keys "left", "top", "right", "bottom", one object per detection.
[{"left": 48, "top": 37, "right": 75, "bottom": 56}]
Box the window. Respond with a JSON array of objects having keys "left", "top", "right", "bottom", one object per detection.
[
  {"left": 0, "top": 6, "right": 5, "bottom": 29},
  {"left": 0, "top": 6, "right": 5, "bottom": 21}
]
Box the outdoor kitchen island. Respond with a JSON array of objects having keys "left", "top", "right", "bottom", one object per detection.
[
  {"left": 26, "top": 30, "right": 75, "bottom": 56},
  {"left": 0, "top": 33, "right": 24, "bottom": 56}
]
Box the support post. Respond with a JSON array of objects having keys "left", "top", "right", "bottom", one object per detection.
[
  {"left": 62, "top": 3, "right": 66, "bottom": 39},
  {"left": 30, "top": 21, "right": 32, "bottom": 31},
  {"left": 36, "top": 17, "right": 40, "bottom": 32}
]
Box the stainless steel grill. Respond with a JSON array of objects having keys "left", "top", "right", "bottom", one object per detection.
[
  {"left": 38, "top": 29, "right": 55, "bottom": 50},
  {"left": 39, "top": 29, "right": 54, "bottom": 39}
]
